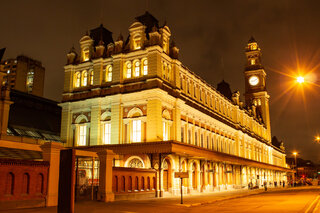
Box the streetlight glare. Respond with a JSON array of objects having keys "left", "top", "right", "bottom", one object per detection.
[
  {"left": 292, "top": 152, "right": 297, "bottom": 155},
  {"left": 296, "top": 76, "right": 304, "bottom": 84}
]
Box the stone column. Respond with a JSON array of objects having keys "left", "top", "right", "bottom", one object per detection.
[
  {"left": 90, "top": 101, "right": 101, "bottom": 145},
  {"left": 111, "top": 96, "right": 122, "bottom": 144},
  {"left": 146, "top": 99, "right": 162, "bottom": 141},
  {"left": 97, "top": 149, "right": 116, "bottom": 202},
  {"left": 41, "top": 142, "right": 64, "bottom": 207}
]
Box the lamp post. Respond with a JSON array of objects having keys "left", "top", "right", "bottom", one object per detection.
[{"left": 292, "top": 152, "right": 298, "bottom": 186}]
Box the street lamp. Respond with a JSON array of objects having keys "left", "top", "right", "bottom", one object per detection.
[
  {"left": 292, "top": 152, "right": 298, "bottom": 186},
  {"left": 315, "top": 136, "right": 320, "bottom": 143},
  {"left": 296, "top": 76, "right": 305, "bottom": 84}
]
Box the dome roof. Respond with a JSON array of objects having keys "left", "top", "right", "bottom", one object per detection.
[{"left": 217, "top": 80, "right": 232, "bottom": 100}]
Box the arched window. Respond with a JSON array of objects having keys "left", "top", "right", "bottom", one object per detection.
[
  {"left": 126, "top": 62, "right": 132, "bottom": 78},
  {"left": 75, "top": 72, "right": 81, "bottom": 88},
  {"left": 6, "top": 172, "right": 14, "bottom": 195},
  {"left": 143, "top": 59, "right": 148, "bottom": 75},
  {"left": 147, "top": 177, "right": 151, "bottom": 190},
  {"left": 114, "top": 176, "right": 118, "bottom": 192},
  {"left": 103, "top": 123, "right": 111, "bottom": 144},
  {"left": 106, "top": 65, "right": 112, "bottom": 82},
  {"left": 132, "top": 120, "right": 141, "bottom": 142},
  {"left": 141, "top": 176, "right": 145, "bottom": 190},
  {"left": 22, "top": 173, "right": 30, "bottom": 194},
  {"left": 83, "top": 48, "right": 89, "bottom": 61},
  {"left": 128, "top": 158, "right": 144, "bottom": 168},
  {"left": 90, "top": 70, "right": 94, "bottom": 85},
  {"left": 128, "top": 176, "right": 132, "bottom": 191},
  {"left": 134, "top": 61, "right": 140, "bottom": 77},
  {"left": 37, "top": 173, "right": 44, "bottom": 194},
  {"left": 26, "top": 70, "right": 34, "bottom": 93},
  {"left": 82, "top": 71, "right": 88, "bottom": 86},
  {"left": 135, "top": 176, "right": 139, "bottom": 191},
  {"left": 122, "top": 176, "right": 125, "bottom": 192},
  {"left": 75, "top": 115, "right": 88, "bottom": 146}
]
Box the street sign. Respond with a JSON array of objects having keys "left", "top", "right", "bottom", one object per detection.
[{"left": 175, "top": 172, "right": 189, "bottom": 178}]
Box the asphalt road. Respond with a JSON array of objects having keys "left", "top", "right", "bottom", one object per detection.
[
  {"left": 3, "top": 187, "right": 320, "bottom": 213},
  {"left": 185, "top": 187, "right": 320, "bottom": 213}
]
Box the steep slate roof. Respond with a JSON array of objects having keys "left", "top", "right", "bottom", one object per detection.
[
  {"left": 217, "top": 80, "right": 232, "bottom": 100},
  {"left": 135, "top": 11, "right": 159, "bottom": 36},
  {"left": 90, "top": 24, "right": 114, "bottom": 46}
]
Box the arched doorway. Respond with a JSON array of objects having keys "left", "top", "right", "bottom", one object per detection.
[
  {"left": 192, "top": 162, "right": 197, "bottom": 190},
  {"left": 163, "top": 158, "right": 171, "bottom": 192}
]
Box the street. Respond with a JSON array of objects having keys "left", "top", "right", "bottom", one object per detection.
[{"left": 3, "top": 186, "right": 320, "bottom": 213}]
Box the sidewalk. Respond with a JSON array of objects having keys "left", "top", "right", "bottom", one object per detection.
[{"left": 3, "top": 186, "right": 316, "bottom": 213}]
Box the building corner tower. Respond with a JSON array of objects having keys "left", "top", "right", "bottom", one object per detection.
[{"left": 244, "top": 37, "right": 271, "bottom": 141}]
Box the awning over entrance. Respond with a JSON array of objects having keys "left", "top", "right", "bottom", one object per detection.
[{"left": 73, "top": 141, "right": 292, "bottom": 172}]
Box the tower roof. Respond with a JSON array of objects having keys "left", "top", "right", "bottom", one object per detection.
[
  {"left": 90, "top": 24, "right": 114, "bottom": 46},
  {"left": 248, "top": 36, "right": 256, "bottom": 43}
]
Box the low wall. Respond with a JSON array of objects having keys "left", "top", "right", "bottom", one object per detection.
[
  {"left": 0, "top": 158, "right": 49, "bottom": 210},
  {"left": 112, "top": 167, "right": 157, "bottom": 200}
]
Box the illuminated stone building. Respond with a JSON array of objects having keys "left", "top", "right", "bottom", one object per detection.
[
  {"left": 0, "top": 55, "right": 45, "bottom": 97},
  {"left": 60, "top": 12, "right": 290, "bottom": 198}
]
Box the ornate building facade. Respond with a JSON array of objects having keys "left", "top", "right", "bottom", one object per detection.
[{"left": 60, "top": 12, "right": 290, "bottom": 198}]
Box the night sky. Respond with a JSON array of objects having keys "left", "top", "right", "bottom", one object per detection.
[{"left": 1, "top": 0, "right": 320, "bottom": 162}]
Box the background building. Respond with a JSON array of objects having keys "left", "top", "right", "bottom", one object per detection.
[{"left": 0, "top": 55, "right": 45, "bottom": 97}]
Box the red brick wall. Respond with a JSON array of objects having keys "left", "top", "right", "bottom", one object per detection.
[
  {"left": 112, "top": 167, "right": 156, "bottom": 194},
  {"left": 0, "top": 158, "right": 49, "bottom": 202}
]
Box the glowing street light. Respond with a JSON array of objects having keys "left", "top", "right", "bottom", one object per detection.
[
  {"left": 315, "top": 136, "right": 320, "bottom": 143},
  {"left": 296, "top": 76, "right": 305, "bottom": 84}
]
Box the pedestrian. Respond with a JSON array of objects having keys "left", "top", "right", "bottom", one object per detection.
[
  {"left": 283, "top": 181, "right": 285, "bottom": 188},
  {"left": 264, "top": 181, "right": 267, "bottom": 191}
]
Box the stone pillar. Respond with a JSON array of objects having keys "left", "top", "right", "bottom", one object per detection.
[
  {"left": 111, "top": 97, "right": 122, "bottom": 144},
  {"left": 97, "top": 149, "right": 116, "bottom": 202},
  {"left": 41, "top": 142, "right": 64, "bottom": 207},
  {"left": 60, "top": 103, "right": 73, "bottom": 147},
  {"left": 0, "top": 87, "right": 12, "bottom": 135},
  {"left": 147, "top": 99, "right": 162, "bottom": 141},
  {"left": 90, "top": 101, "right": 101, "bottom": 145}
]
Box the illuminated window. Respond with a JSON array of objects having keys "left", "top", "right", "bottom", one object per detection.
[
  {"left": 163, "top": 121, "right": 169, "bottom": 141},
  {"left": 90, "top": 71, "right": 94, "bottom": 85},
  {"left": 82, "top": 71, "right": 88, "bottom": 86},
  {"left": 143, "top": 59, "right": 148, "bottom": 75},
  {"left": 126, "top": 62, "right": 132, "bottom": 78},
  {"left": 132, "top": 120, "right": 141, "bottom": 142},
  {"left": 134, "top": 61, "right": 140, "bottom": 77},
  {"left": 250, "top": 43, "right": 257, "bottom": 50},
  {"left": 188, "top": 129, "right": 191, "bottom": 144},
  {"left": 26, "top": 71, "right": 34, "bottom": 93},
  {"left": 78, "top": 124, "right": 87, "bottom": 146},
  {"left": 75, "top": 72, "right": 81, "bottom": 88},
  {"left": 133, "top": 35, "right": 141, "bottom": 50},
  {"left": 181, "top": 127, "right": 184, "bottom": 142},
  {"left": 250, "top": 59, "right": 255, "bottom": 65},
  {"left": 103, "top": 123, "right": 111, "bottom": 144},
  {"left": 167, "top": 65, "right": 171, "bottom": 80},
  {"left": 83, "top": 48, "right": 89, "bottom": 61},
  {"left": 107, "top": 66, "right": 112, "bottom": 82}
]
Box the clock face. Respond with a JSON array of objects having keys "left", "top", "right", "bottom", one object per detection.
[{"left": 249, "top": 76, "right": 259, "bottom": 86}]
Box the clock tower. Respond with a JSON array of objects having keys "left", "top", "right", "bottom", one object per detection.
[{"left": 244, "top": 37, "right": 271, "bottom": 141}]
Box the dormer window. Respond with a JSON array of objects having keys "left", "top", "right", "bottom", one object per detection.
[
  {"left": 133, "top": 35, "right": 142, "bottom": 50},
  {"left": 250, "top": 59, "right": 255, "bottom": 65},
  {"left": 106, "top": 65, "right": 112, "bottom": 82},
  {"left": 83, "top": 48, "right": 89, "bottom": 61}
]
